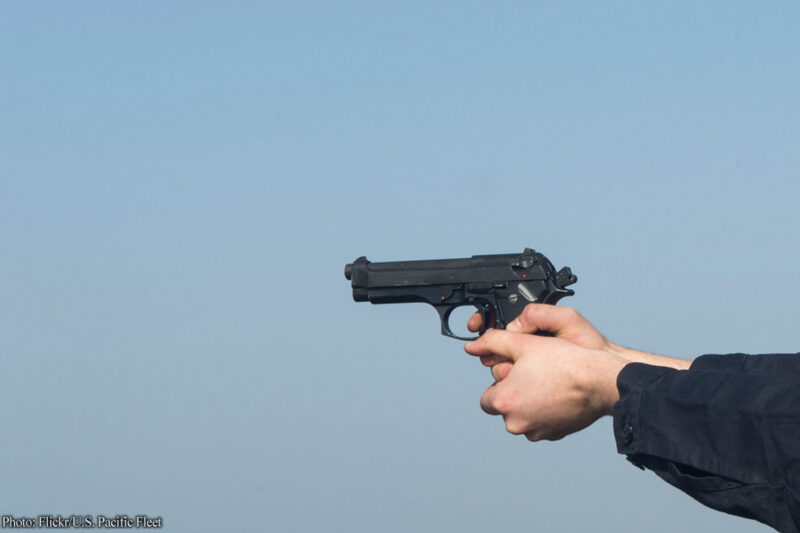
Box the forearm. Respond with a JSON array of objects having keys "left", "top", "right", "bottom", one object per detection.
[
  {"left": 613, "top": 347, "right": 800, "bottom": 377},
  {"left": 613, "top": 364, "right": 800, "bottom": 532},
  {"left": 610, "top": 344, "right": 692, "bottom": 371}
]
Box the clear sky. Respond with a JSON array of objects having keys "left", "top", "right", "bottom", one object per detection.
[{"left": 2, "top": 2, "right": 798, "bottom": 531}]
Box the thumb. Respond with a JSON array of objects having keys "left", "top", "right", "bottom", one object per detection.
[
  {"left": 507, "top": 304, "right": 583, "bottom": 336},
  {"left": 464, "top": 329, "right": 526, "bottom": 361}
]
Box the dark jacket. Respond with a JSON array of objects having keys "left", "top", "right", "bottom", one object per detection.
[{"left": 613, "top": 353, "right": 800, "bottom": 532}]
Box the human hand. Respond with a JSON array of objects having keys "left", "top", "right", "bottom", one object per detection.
[
  {"left": 469, "top": 304, "right": 691, "bottom": 371},
  {"left": 468, "top": 303, "right": 617, "bottom": 349},
  {"left": 468, "top": 304, "right": 620, "bottom": 368},
  {"left": 464, "top": 330, "right": 627, "bottom": 441}
]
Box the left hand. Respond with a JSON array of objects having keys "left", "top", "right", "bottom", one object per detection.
[{"left": 464, "top": 329, "right": 627, "bottom": 441}]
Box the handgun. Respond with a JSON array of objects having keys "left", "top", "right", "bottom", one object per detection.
[{"left": 344, "top": 248, "right": 577, "bottom": 340}]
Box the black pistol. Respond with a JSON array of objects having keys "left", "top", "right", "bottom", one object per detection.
[{"left": 344, "top": 248, "right": 577, "bottom": 340}]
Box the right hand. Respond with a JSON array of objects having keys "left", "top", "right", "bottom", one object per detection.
[
  {"left": 469, "top": 303, "right": 691, "bottom": 373},
  {"left": 469, "top": 304, "right": 621, "bottom": 369}
]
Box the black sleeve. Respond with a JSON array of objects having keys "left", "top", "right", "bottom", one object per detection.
[
  {"left": 613, "top": 362, "right": 800, "bottom": 532},
  {"left": 691, "top": 352, "right": 800, "bottom": 378}
]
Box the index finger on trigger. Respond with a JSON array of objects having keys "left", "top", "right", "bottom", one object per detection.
[{"left": 467, "top": 312, "right": 482, "bottom": 333}]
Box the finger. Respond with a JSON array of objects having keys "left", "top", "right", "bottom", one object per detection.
[
  {"left": 464, "top": 329, "right": 527, "bottom": 361},
  {"left": 480, "top": 386, "right": 500, "bottom": 415},
  {"left": 479, "top": 355, "right": 496, "bottom": 366},
  {"left": 479, "top": 354, "right": 511, "bottom": 367},
  {"left": 467, "top": 312, "right": 483, "bottom": 333},
  {"left": 507, "top": 304, "right": 583, "bottom": 335},
  {"left": 491, "top": 361, "right": 513, "bottom": 381}
]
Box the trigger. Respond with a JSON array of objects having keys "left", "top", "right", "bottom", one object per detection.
[{"left": 477, "top": 303, "right": 495, "bottom": 335}]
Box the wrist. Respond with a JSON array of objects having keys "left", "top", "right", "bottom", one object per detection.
[
  {"left": 613, "top": 346, "right": 692, "bottom": 371},
  {"left": 580, "top": 352, "right": 628, "bottom": 417}
]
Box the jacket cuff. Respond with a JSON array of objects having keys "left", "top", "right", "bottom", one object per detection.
[
  {"left": 612, "top": 363, "right": 677, "bottom": 457},
  {"left": 691, "top": 352, "right": 800, "bottom": 379},
  {"left": 690, "top": 353, "right": 748, "bottom": 372}
]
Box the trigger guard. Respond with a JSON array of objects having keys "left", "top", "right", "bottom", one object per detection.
[{"left": 438, "top": 301, "right": 494, "bottom": 341}]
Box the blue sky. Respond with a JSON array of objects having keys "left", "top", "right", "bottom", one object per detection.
[{"left": 2, "top": 2, "right": 798, "bottom": 531}]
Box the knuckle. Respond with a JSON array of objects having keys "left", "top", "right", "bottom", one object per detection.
[
  {"left": 492, "top": 361, "right": 512, "bottom": 381},
  {"left": 524, "top": 430, "right": 543, "bottom": 442},
  {"left": 522, "top": 304, "right": 541, "bottom": 321},
  {"left": 505, "top": 418, "right": 527, "bottom": 435},
  {"left": 525, "top": 428, "right": 565, "bottom": 442},
  {"left": 482, "top": 328, "right": 501, "bottom": 342},
  {"left": 492, "top": 391, "right": 515, "bottom": 415},
  {"left": 563, "top": 306, "right": 585, "bottom": 323},
  {"left": 480, "top": 391, "right": 496, "bottom": 415}
]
